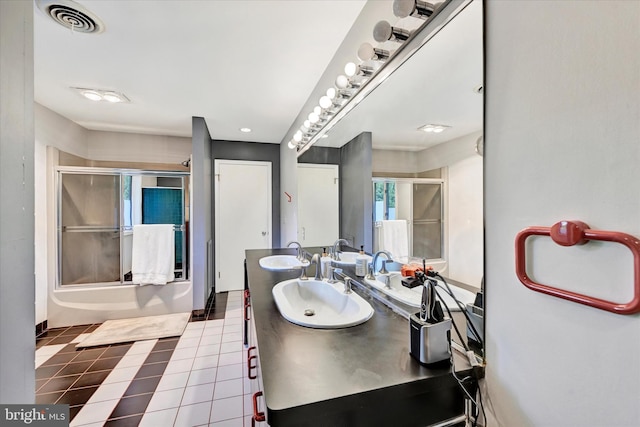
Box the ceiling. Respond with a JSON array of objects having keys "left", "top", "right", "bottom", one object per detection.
[{"left": 34, "top": 0, "right": 483, "bottom": 151}]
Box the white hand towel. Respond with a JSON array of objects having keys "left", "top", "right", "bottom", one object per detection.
[
  {"left": 132, "top": 224, "right": 175, "bottom": 285},
  {"left": 380, "top": 220, "right": 409, "bottom": 261}
]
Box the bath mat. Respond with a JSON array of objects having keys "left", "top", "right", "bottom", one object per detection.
[{"left": 76, "top": 312, "right": 191, "bottom": 348}]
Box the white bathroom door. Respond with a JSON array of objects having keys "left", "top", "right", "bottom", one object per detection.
[
  {"left": 215, "top": 160, "right": 272, "bottom": 292},
  {"left": 297, "top": 164, "right": 339, "bottom": 247}
]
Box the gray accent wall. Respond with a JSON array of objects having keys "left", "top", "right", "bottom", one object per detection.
[
  {"left": 298, "top": 146, "right": 340, "bottom": 165},
  {"left": 191, "top": 117, "right": 213, "bottom": 310},
  {"left": 339, "top": 132, "right": 373, "bottom": 252},
  {"left": 1, "top": 0, "right": 35, "bottom": 403}
]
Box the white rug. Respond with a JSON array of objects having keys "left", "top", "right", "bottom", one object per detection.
[{"left": 76, "top": 312, "right": 191, "bottom": 348}]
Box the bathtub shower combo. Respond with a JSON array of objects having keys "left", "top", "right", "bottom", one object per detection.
[{"left": 50, "top": 167, "right": 193, "bottom": 327}]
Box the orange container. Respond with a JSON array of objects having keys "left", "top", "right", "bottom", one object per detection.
[{"left": 401, "top": 264, "right": 433, "bottom": 277}]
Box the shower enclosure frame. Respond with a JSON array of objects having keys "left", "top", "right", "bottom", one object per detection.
[{"left": 55, "top": 166, "right": 189, "bottom": 288}]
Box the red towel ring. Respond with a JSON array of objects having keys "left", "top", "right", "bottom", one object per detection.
[{"left": 515, "top": 220, "right": 640, "bottom": 315}]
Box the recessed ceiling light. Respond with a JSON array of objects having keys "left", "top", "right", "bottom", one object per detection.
[
  {"left": 81, "top": 90, "right": 102, "bottom": 101},
  {"left": 418, "top": 124, "right": 450, "bottom": 133},
  {"left": 102, "top": 92, "right": 124, "bottom": 103},
  {"left": 73, "top": 87, "right": 129, "bottom": 103},
  {"left": 240, "top": 128, "right": 252, "bottom": 133}
]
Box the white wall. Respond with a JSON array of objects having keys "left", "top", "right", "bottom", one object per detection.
[
  {"left": 372, "top": 149, "right": 419, "bottom": 174},
  {"left": 280, "top": 140, "right": 298, "bottom": 246},
  {"left": 448, "top": 155, "right": 483, "bottom": 287},
  {"left": 34, "top": 104, "right": 88, "bottom": 325},
  {"left": 87, "top": 130, "right": 191, "bottom": 164},
  {"left": 416, "top": 131, "right": 481, "bottom": 172},
  {"left": 485, "top": 2, "right": 640, "bottom": 426},
  {"left": 400, "top": 132, "right": 484, "bottom": 287},
  {"left": 34, "top": 103, "right": 194, "bottom": 325}
]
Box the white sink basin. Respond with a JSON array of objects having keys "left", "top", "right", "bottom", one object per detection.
[
  {"left": 363, "top": 274, "right": 476, "bottom": 311},
  {"left": 332, "top": 252, "right": 372, "bottom": 266},
  {"left": 259, "top": 255, "right": 309, "bottom": 271},
  {"left": 272, "top": 279, "right": 374, "bottom": 329}
]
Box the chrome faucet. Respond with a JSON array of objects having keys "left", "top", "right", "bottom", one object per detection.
[
  {"left": 331, "top": 238, "right": 350, "bottom": 260},
  {"left": 286, "top": 241, "right": 305, "bottom": 261},
  {"left": 380, "top": 274, "right": 392, "bottom": 289},
  {"left": 343, "top": 277, "right": 353, "bottom": 294},
  {"left": 371, "top": 250, "right": 393, "bottom": 275},
  {"left": 310, "top": 253, "right": 322, "bottom": 281},
  {"left": 326, "top": 265, "right": 340, "bottom": 284}
]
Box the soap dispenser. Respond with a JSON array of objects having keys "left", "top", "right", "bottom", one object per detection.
[
  {"left": 355, "top": 245, "right": 367, "bottom": 277},
  {"left": 320, "top": 248, "right": 332, "bottom": 279}
]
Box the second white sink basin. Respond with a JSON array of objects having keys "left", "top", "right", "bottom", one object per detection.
[
  {"left": 272, "top": 279, "right": 374, "bottom": 329},
  {"left": 332, "top": 252, "right": 372, "bottom": 266},
  {"left": 259, "top": 255, "right": 309, "bottom": 271},
  {"left": 364, "top": 274, "right": 476, "bottom": 311}
]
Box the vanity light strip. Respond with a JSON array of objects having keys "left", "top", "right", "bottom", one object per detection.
[{"left": 296, "top": 0, "right": 474, "bottom": 157}]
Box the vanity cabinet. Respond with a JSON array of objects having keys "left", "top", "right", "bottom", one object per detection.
[
  {"left": 245, "top": 248, "right": 470, "bottom": 427},
  {"left": 244, "top": 288, "right": 267, "bottom": 426}
]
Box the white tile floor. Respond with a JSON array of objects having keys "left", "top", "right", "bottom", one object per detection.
[{"left": 34, "top": 291, "right": 254, "bottom": 427}]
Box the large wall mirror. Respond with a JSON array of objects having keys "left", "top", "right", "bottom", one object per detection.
[{"left": 297, "top": 0, "right": 483, "bottom": 353}]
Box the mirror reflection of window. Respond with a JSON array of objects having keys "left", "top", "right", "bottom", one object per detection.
[
  {"left": 374, "top": 181, "right": 396, "bottom": 221},
  {"left": 373, "top": 178, "right": 444, "bottom": 263}
]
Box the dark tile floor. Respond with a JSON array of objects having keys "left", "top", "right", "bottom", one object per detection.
[{"left": 35, "top": 291, "right": 232, "bottom": 426}]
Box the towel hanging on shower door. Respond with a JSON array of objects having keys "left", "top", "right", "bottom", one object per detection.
[{"left": 132, "top": 224, "right": 175, "bottom": 285}]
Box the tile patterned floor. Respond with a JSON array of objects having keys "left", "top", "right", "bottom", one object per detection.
[{"left": 35, "top": 291, "right": 253, "bottom": 427}]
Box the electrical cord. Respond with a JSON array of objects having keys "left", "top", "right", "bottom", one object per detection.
[
  {"left": 434, "top": 286, "right": 469, "bottom": 352},
  {"left": 431, "top": 271, "right": 484, "bottom": 346},
  {"left": 428, "top": 272, "right": 486, "bottom": 426}
]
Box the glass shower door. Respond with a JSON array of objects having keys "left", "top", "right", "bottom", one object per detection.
[
  {"left": 59, "top": 172, "right": 121, "bottom": 285},
  {"left": 412, "top": 183, "right": 443, "bottom": 260}
]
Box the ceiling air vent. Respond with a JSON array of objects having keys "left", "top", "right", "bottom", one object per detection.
[{"left": 35, "top": 0, "right": 105, "bottom": 34}]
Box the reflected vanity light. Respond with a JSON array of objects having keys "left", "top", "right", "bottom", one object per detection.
[
  {"left": 357, "top": 42, "right": 391, "bottom": 62},
  {"left": 344, "top": 62, "right": 375, "bottom": 78},
  {"left": 373, "top": 20, "right": 412, "bottom": 43},
  {"left": 393, "top": 0, "right": 439, "bottom": 19},
  {"left": 418, "top": 124, "right": 450, "bottom": 133}
]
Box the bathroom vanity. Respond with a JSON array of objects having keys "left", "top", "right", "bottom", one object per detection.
[{"left": 244, "top": 248, "right": 475, "bottom": 427}]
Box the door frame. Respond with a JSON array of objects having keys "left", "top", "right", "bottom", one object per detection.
[
  {"left": 214, "top": 159, "right": 272, "bottom": 292},
  {"left": 297, "top": 163, "right": 339, "bottom": 246}
]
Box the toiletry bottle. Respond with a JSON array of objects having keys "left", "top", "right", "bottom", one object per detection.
[
  {"left": 355, "top": 245, "right": 367, "bottom": 277},
  {"left": 321, "top": 248, "right": 332, "bottom": 279}
]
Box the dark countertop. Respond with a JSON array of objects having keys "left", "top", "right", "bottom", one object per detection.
[{"left": 246, "top": 248, "right": 474, "bottom": 427}]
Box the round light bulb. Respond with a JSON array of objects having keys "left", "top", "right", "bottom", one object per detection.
[
  {"left": 288, "top": 140, "right": 297, "bottom": 149},
  {"left": 82, "top": 90, "right": 102, "bottom": 101},
  {"left": 303, "top": 120, "right": 311, "bottom": 129},
  {"left": 300, "top": 123, "right": 309, "bottom": 133},
  {"left": 293, "top": 131, "right": 302, "bottom": 142},
  {"left": 319, "top": 96, "right": 332, "bottom": 109},
  {"left": 313, "top": 106, "right": 322, "bottom": 116},
  {"left": 344, "top": 62, "right": 357, "bottom": 77},
  {"left": 308, "top": 112, "right": 319, "bottom": 124},
  {"left": 326, "top": 87, "right": 336, "bottom": 99},
  {"left": 357, "top": 43, "right": 375, "bottom": 61},
  {"left": 335, "top": 75, "right": 349, "bottom": 89},
  {"left": 373, "top": 20, "right": 393, "bottom": 43}
]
